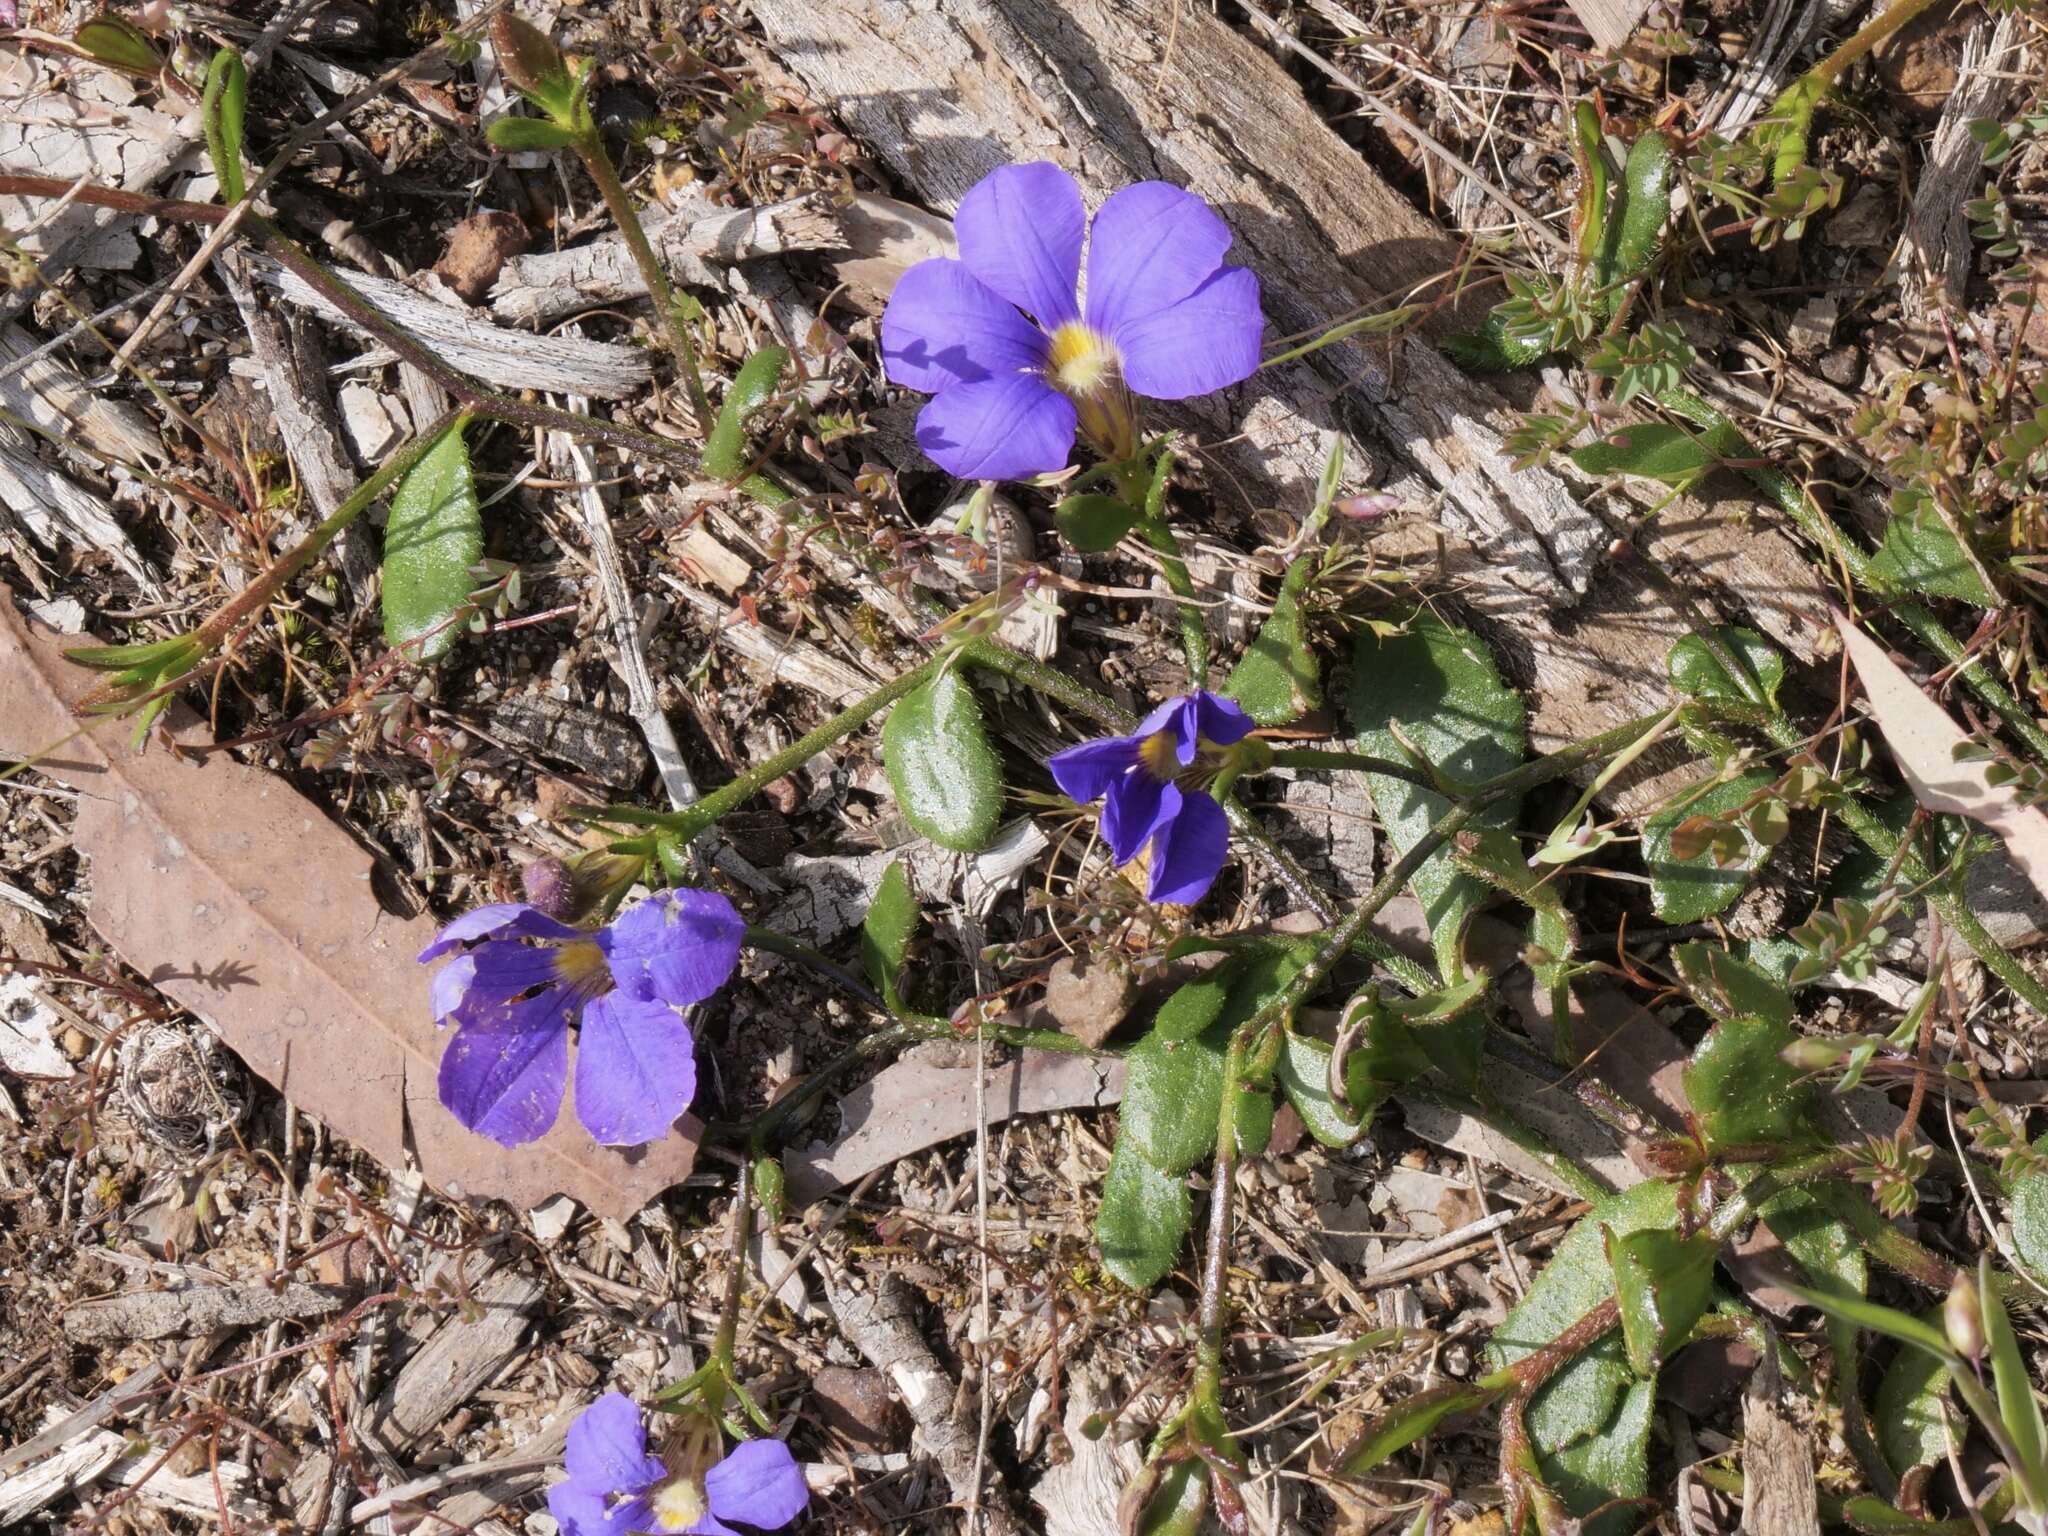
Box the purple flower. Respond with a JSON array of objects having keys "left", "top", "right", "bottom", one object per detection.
[
  {"left": 1047, "top": 691, "right": 1255, "bottom": 905},
  {"left": 547, "top": 1393, "right": 808, "bottom": 1536},
  {"left": 881, "top": 162, "right": 1264, "bottom": 481},
  {"left": 420, "top": 890, "right": 744, "bottom": 1149}
]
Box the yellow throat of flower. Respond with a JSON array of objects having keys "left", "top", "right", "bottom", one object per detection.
[
  {"left": 1137, "top": 729, "right": 1181, "bottom": 783},
  {"left": 650, "top": 1476, "right": 709, "bottom": 1532},
  {"left": 1047, "top": 322, "right": 1118, "bottom": 398},
  {"left": 552, "top": 939, "right": 611, "bottom": 996}
]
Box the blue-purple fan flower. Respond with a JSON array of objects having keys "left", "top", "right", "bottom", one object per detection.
[
  {"left": 1048, "top": 690, "right": 1254, "bottom": 905},
  {"left": 547, "top": 1393, "right": 808, "bottom": 1536},
  {"left": 881, "top": 161, "right": 1264, "bottom": 481},
  {"left": 420, "top": 890, "right": 744, "bottom": 1149}
]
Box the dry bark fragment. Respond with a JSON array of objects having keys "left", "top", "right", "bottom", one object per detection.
[
  {"left": 61, "top": 1281, "right": 351, "bottom": 1341},
  {"left": 0, "top": 592, "right": 701, "bottom": 1219}
]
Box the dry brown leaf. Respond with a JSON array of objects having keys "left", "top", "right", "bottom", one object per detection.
[
  {"left": 1834, "top": 612, "right": 2048, "bottom": 904},
  {"left": 0, "top": 593, "right": 697, "bottom": 1217},
  {"left": 784, "top": 1043, "right": 1124, "bottom": 1203}
]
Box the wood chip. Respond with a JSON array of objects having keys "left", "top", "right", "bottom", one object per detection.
[
  {"left": 61, "top": 1281, "right": 350, "bottom": 1341},
  {"left": 367, "top": 1267, "right": 544, "bottom": 1451}
]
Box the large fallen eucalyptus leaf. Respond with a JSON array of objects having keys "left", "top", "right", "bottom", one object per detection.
[
  {"left": 1683, "top": 1014, "right": 1817, "bottom": 1151},
  {"left": 1641, "top": 768, "right": 1777, "bottom": 923},
  {"left": 882, "top": 668, "right": 1004, "bottom": 852},
  {"left": 1488, "top": 1179, "right": 1679, "bottom": 1522},
  {"left": 1347, "top": 612, "right": 1526, "bottom": 976},
  {"left": 382, "top": 421, "right": 482, "bottom": 662},
  {"left": 0, "top": 595, "right": 695, "bottom": 1219},
  {"left": 1835, "top": 613, "right": 2048, "bottom": 905},
  {"left": 1223, "top": 554, "right": 1321, "bottom": 726},
  {"left": 1097, "top": 1133, "right": 1191, "bottom": 1290}
]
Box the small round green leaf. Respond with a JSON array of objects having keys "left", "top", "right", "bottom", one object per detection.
[
  {"left": 704, "top": 346, "right": 789, "bottom": 482},
  {"left": 486, "top": 116, "right": 578, "bottom": 152},
  {"left": 881, "top": 669, "right": 1003, "bottom": 852},
  {"left": 1223, "top": 554, "right": 1321, "bottom": 726},
  {"left": 1055, "top": 492, "right": 1142, "bottom": 552},
  {"left": 1121, "top": 1032, "right": 1225, "bottom": 1176},
  {"left": 1273, "top": 1032, "right": 1361, "bottom": 1148},
  {"left": 382, "top": 422, "right": 482, "bottom": 662},
  {"left": 1682, "top": 1014, "right": 1817, "bottom": 1152}
]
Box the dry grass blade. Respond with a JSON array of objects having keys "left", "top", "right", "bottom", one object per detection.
[
  {"left": 1835, "top": 612, "right": 2048, "bottom": 904},
  {"left": 0, "top": 591, "right": 698, "bottom": 1218}
]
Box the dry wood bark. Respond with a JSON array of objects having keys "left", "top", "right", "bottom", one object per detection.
[
  {"left": 1904, "top": 13, "right": 2024, "bottom": 327},
  {"left": 744, "top": 0, "right": 1832, "bottom": 798},
  {"left": 61, "top": 1280, "right": 351, "bottom": 1341},
  {"left": 366, "top": 1267, "right": 545, "bottom": 1451}
]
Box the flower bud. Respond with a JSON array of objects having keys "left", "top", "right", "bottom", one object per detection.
[
  {"left": 1779, "top": 1036, "right": 1848, "bottom": 1072},
  {"left": 1334, "top": 491, "right": 1398, "bottom": 521},
  {"left": 1944, "top": 1272, "right": 1984, "bottom": 1359},
  {"left": 521, "top": 856, "right": 577, "bottom": 918},
  {"left": 490, "top": 13, "right": 573, "bottom": 106}
]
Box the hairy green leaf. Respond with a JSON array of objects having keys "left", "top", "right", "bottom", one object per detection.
[
  {"left": 1443, "top": 305, "right": 1558, "bottom": 372},
  {"left": 703, "top": 346, "right": 789, "bottom": 481},
  {"left": 1273, "top": 1032, "right": 1362, "bottom": 1148},
  {"left": 1608, "top": 1225, "right": 1720, "bottom": 1375},
  {"left": 882, "top": 669, "right": 1004, "bottom": 852},
  {"left": 1874, "top": 1311, "right": 1954, "bottom": 1477},
  {"left": 1224, "top": 555, "right": 1321, "bottom": 725},
  {"left": 1671, "top": 942, "right": 1794, "bottom": 1026},
  {"left": 2012, "top": 1156, "right": 2048, "bottom": 1286},
  {"left": 202, "top": 49, "right": 249, "bottom": 206},
  {"left": 1683, "top": 1014, "right": 1816, "bottom": 1151},
  {"left": 1642, "top": 768, "right": 1776, "bottom": 922},
  {"left": 485, "top": 116, "right": 579, "bottom": 152},
  {"left": 1347, "top": 612, "right": 1526, "bottom": 976},
  {"left": 1132, "top": 1456, "right": 1206, "bottom": 1536},
  {"left": 860, "top": 860, "right": 917, "bottom": 1000},
  {"left": 1872, "top": 504, "right": 1999, "bottom": 608},
  {"left": 1571, "top": 423, "right": 1714, "bottom": 487},
  {"left": 1337, "top": 1380, "right": 1501, "bottom": 1476},
  {"left": 1600, "top": 130, "right": 1676, "bottom": 293},
  {"left": 381, "top": 421, "right": 482, "bottom": 662},
  {"left": 76, "top": 14, "right": 162, "bottom": 73},
  {"left": 1667, "top": 626, "right": 1785, "bottom": 707},
  {"left": 1055, "top": 492, "right": 1142, "bottom": 553},
  {"left": 1122, "top": 1033, "right": 1226, "bottom": 1177},
  {"left": 1097, "top": 1133, "right": 1192, "bottom": 1290}
]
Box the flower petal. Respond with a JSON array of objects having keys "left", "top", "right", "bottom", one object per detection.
[
  {"left": 1047, "top": 735, "right": 1140, "bottom": 805},
  {"left": 573, "top": 992, "right": 698, "bottom": 1146},
  {"left": 705, "top": 1439, "right": 810, "bottom": 1531},
  {"left": 1100, "top": 770, "right": 1169, "bottom": 866},
  {"left": 604, "top": 889, "right": 745, "bottom": 1008},
  {"left": 563, "top": 1393, "right": 664, "bottom": 1497},
  {"left": 1193, "top": 690, "right": 1256, "bottom": 748},
  {"left": 435, "top": 990, "right": 571, "bottom": 1147},
  {"left": 418, "top": 902, "right": 581, "bottom": 962},
  {"left": 1084, "top": 181, "right": 1233, "bottom": 334},
  {"left": 430, "top": 951, "right": 476, "bottom": 1024},
  {"left": 1113, "top": 267, "right": 1264, "bottom": 401},
  {"left": 1146, "top": 786, "right": 1229, "bottom": 905},
  {"left": 956, "top": 161, "right": 1084, "bottom": 328},
  {"left": 547, "top": 1485, "right": 653, "bottom": 1536},
  {"left": 881, "top": 259, "right": 1050, "bottom": 395},
  {"left": 915, "top": 375, "right": 1077, "bottom": 481}
]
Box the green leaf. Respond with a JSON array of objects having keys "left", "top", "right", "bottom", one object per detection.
[
  {"left": 1670, "top": 942, "right": 1794, "bottom": 1027},
  {"left": 1667, "top": 627, "right": 1785, "bottom": 708},
  {"left": 882, "top": 669, "right": 1004, "bottom": 852},
  {"left": 1874, "top": 1311, "right": 1954, "bottom": 1477},
  {"left": 1132, "top": 1456, "right": 1206, "bottom": 1536},
  {"left": 381, "top": 421, "right": 482, "bottom": 662},
  {"left": 1336, "top": 989, "right": 1433, "bottom": 1116},
  {"left": 1153, "top": 970, "right": 1230, "bottom": 1045},
  {"left": 1223, "top": 555, "right": 1321, "bottom": 726},
  {"left": 1054, "top": 492, "right": 1142, "bottom": 553},
  {"left": 1443, "top": 305, "right": 1556, "bottom": 372},
  {"left": 1570, "top": 101, "right": 1612, "bottom": 270},
  {"left": 1549, "top": 1379, "right": 1656, "bottom": 1534},
  {"left": 1872, "top": 504, "right": 1999, "bottom": 608},
  {"left": 1682, "top": 1014, "right": 1817, "bottom": 1151},
  {"left": 1337, "top": 1380, "right": 1501, "bottom": 1475},
  {"left": 1234, "top": 1087, "right": 1276, "bottom": 1160},
  {"left": 1607, "top": 1225, "right": 1719, "bottom": 1375},
  {"left": 1571, "top": 423, "right": 1714, "bottom": 487},
  {"left": 76, "top": 14, "right": 162, "bottom": 73},
  {"left": 1097, "top": 1134, "right": 1191, "bottom": 1289},
  {"left": 1273, "top": 1032, "right": 1362, "bottom": 1148},
  {"left": 1641, "top": 768, "right": 1776, "bottom": 923},
  {"left": 703, "top": 346, "right": 789, "bottom": 482},
  {"left": 485, "top": 115, "right": 579, "bottom": 152},
  {"left": 1979, "top": 1254, "right": 2048, "bottom": 1491},
  {"left": 2012, "top": 1156, "right": 2048, "bottom": 1286},
  {"left": 1600, "top": 130, "right": 1676, "bottom": 293},
  {"left": 202, "top": 49, "right": 249, "bottom": 206},
  {"left": 1779, "top": 1283, "right": 1955, "bottom": 1361},
  {"left": 1347, "top": 612, "right": 1527, "bottom": 976},
  {"left": 490, "top": 11, "right": 579, "bottom": 120},
  {"left": 860, "top": 860, "right": 917, "bottom": 999},
  {"left": 1490, "top": 1181, "right": 1679, "bottom": 1526},
  {"left": 1122, "top": 1033, "right": 1227, "bottom": 1177}
]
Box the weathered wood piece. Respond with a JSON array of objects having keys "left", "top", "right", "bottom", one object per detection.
[
  {"left": 489, "top": 196, "right": 842, "bottom": 327},
  {"left": 746, "top": 0, "right": 1832, "bottom": 796},
  {"left": 1904, "top": 13, "right": 2023, "bottom": 327},
  {"left": 366, "top": 1268, "right": 544, "bottom": 1450},
  {"left": 1566, "top": 0, "right": 1654, "bottom": 51},
  {"left": 249, "top": 254, "right": 653, "bottom": 399},
  {"left": 1741, "top": 1350, "right": 1822, "bottom": 1535},
  {"left": 61, "top": 1281, "right": 351, "bottom": 1341}
]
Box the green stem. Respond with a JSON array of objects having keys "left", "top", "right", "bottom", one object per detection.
[
  {"left": 742, "top": 925, "right": 881, "bottom": 1009},
  {"left": 1138, "top": 512, "right": 1210, "bottom": 688},
  {"left": 575, "top": 137, "right": 715, "bottom": 434},
  {"left": 654, "top": 654, "right": 947, "bottom": 841},
  {"left": 1191, "top": 1034, "right": 1247, "bottom": 1412},
  {"left": 1267, "top": 746, "right": 1435, "bottom": 786}
]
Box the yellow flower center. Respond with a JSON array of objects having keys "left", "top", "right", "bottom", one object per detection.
[
  {"left": 1047, "top": 322, "right": 1119, "bottom": 398},
  {"left": 552, "top": 940, "right": 611, "bottom": 996},
  {"left": 650, "top": 1475, "right": 709, "bottom": 1532},
  {"left": 1137, "top": 729, "right": 1181, "bottom": 783}
]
